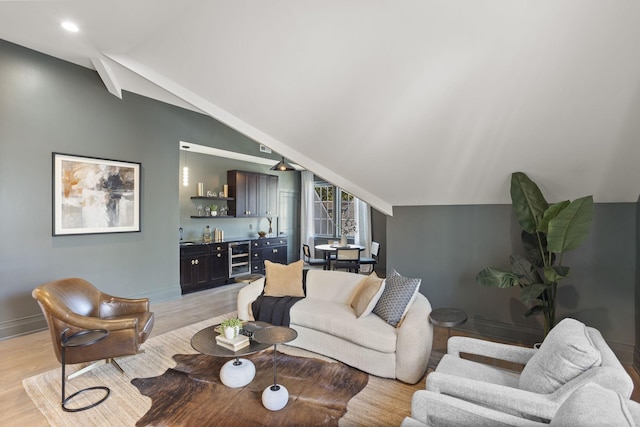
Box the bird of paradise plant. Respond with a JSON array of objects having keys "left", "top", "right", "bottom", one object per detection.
[{"left": 476, "top": 172, "right": 594, "bottom": 336}]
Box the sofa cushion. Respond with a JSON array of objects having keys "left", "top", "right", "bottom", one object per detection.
[
  {"left": 551, "top": 383, "right": 635, "bottom": 426},
  {"left": 350, "top": 272, "right": 385, "bottom": 318},
  {"left": 291, "top": 299, "right": 397, "bottom": 353},
  {"left": 263, "top": 260, "right": 305, "bottom": 297},
  {"left": 373, "top": 269, "right": 421, "bottom": 327},
  {"left": 519, "top": 318, "right": 602, "bottom": 394}
]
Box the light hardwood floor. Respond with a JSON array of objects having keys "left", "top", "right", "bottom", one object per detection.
[{"left": 1, "top": 281, "right": 639, "bottom": 427}]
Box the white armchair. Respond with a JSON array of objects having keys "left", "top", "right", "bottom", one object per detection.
[
  {"left": 401, "top": 383, "right": 640, "bottom": 427},
  {"left": 425, "top": 318, "right": 633, "bottom": 422}
]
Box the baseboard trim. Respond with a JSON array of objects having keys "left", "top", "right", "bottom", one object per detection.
[
  {"left": 0, "top": 314, "right": 48, "bottom": 341},
  {"left": 455, "top": 315, "right": 635, "bottom": 365},
  {"left": 135, "top": 285, "right": 182, "bottom": 304}
]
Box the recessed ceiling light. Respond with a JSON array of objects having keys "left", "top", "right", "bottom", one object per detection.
[{"left": 61, "top": 21, "right": 79, "bottom": 33}]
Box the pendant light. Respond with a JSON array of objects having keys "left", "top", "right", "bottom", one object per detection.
[{"left": 270, "top": 156, "right": 295, "bottom": 171}]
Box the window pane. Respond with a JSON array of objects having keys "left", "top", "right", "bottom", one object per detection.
[
  {"left": 314, "top": 184, "right": 334, "bottom": 237},
  {"left": 340, "top": 190, "right": 356, "bottom": 236}
]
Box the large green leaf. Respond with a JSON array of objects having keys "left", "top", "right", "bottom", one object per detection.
[
  {"left": 510, "top": 172, "right": 549, "bottom": 234},
  {"left": 538, "top": 201, "right": 570, "bottom": 234},
  {"left": 524, "top": 304, "right": 552, "bottom": 317},
  {"left": 544, "top": 266, "right": 570, "bottom": 282},
  {"left": 521, "top": 231, "right": 554, "bottom": 268},
  {"left": 509, "top": 254, "right": 541, "bottom": 286},
  {"left": 547, "top": 196, "right": 594, "bottom": 253},
  {"left": 521, "top": 283, "right": 548, "bottom": 303},
  {"left": 476, "top": 267, "right": 519, "bottom": 288}
]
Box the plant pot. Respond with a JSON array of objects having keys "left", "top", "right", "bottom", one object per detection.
[{"left": 223, "top": 326, "right": 238, "bottom": 339}]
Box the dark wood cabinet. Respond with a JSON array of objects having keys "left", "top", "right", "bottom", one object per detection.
[
  {"left": 209, "top": 244, "right": 229, "bottom": 285},
  {"left": 227, "top": 170, "right": 278, "bottom": 218},
  {"left": 250, "top": 237, "right": 288, "bottom": 275},
  {"left": 257, "top": 174, "right": 278, "bottom": 217},
  {"left": 179, "top": 245, "right": 209, "bottom": 294},
  {"left": 180, "top": 244, "right": 229, "bottom": 294}
]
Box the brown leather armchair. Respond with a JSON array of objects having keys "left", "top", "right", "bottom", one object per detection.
[{"left": 32, "top": 277, "right": 154, "bottom": 377}]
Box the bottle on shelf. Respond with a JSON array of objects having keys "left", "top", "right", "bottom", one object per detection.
[{"left": 203, "top": 225, "right": 212, "bottom": 243}]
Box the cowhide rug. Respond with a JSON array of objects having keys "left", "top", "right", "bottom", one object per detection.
[{"left": 131, "top": 349, "right": 369, "bottom": 426}]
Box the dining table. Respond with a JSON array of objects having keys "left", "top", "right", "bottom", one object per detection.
[{"left": 314, "top": 243, "right": 365, "bottom": 270}]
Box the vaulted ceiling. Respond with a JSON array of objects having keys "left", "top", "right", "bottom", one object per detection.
[{"left": 2, "top": 1, "right": 639, "bottom": 215}]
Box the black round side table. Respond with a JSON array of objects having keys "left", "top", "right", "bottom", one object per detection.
[
  {"left": 253, "top": 326, "right": 298, "bottom": 411},
  {"left": 61, "top": 329, "right": 111, "bottom": 412},
  {"left": 429, "top": 308, "right": 468, "bottom": 329}
]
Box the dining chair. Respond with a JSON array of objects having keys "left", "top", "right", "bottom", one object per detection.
[
  {"left": 302, "top": 244, "right": 328, "bottom": 269},
  {"left": 359, "top": 241, "right": 380, "bottom": 272},
  {"left": 333, "top": 247, "right": 360, "bottom": 273}
]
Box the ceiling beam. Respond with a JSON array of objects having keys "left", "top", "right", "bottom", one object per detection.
[
  {"left": 90, "top": 56, "right": 122, "bottom": 99},
  {"left": 104, "top": 53, "right": 393, "bottom": 215}
]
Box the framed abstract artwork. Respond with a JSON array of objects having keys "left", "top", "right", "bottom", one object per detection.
[{"left": 52, "top": 153, "right": 141, "bottom": 235}]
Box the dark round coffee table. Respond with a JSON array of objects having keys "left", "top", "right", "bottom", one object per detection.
[{"left": 191, "top": 321, "right": 272, "bottom": 388}]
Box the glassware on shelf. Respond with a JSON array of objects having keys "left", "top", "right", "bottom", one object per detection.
[{"left": 196, "top": 204, "right": 204, "bottom": 216}]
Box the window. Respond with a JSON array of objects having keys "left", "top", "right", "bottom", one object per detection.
[{"left": 313, "top": 182, "right": 357, "bottom": 237}]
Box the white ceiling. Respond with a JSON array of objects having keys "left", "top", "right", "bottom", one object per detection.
[{"left": 2, "top": 0, "right": 640, "bottom": 215}]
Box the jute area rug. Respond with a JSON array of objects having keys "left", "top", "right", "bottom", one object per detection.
[{"left": 23, "top": 312, "right": 422, "bottom": 426}]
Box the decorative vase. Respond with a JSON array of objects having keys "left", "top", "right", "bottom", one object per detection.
[{"left": 340, "top": 235, "right": 348, "bottom": 246}]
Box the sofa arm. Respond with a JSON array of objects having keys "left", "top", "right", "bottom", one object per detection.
[
  {"left": 396, "top": 294, "right": 433, "bottom": 384},
  {"left": 236, "top": 277, "right": 265, "bottom": 320},
  {"left": 447, "top": 336, "right": 537, "bottom": 365},
  {"left": 426, "top": 371, "right": 557, "bottom": 421}
]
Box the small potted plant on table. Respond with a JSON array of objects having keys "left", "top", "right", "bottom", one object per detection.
[{"left": 221, "top": 318, "right": 243, "bottom": 339}]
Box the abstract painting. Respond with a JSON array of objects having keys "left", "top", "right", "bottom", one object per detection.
[{"left": 52, "top": 153, "right": 141, "bottom": 235}]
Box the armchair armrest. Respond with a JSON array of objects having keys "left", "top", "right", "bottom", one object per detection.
[
  {"left": 61, "top": 310, "right": 139, "bottom": 332},
  {"left": 100, "top": 294, "right": 150, "bottom": 317},
  {"left": 447, "top": 336, "right": 537, "bottom": 365},
  {"left": 426, "top": 371, "right": 558, "bottom": 421},
  {"left": 410, "top": 390, "right": 544, "bottom": 427}
]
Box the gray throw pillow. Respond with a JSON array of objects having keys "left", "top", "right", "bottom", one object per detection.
[
  {"left": 372, "top": 269, "right": 420, "bottom": 327},
  {"left": 551, "top": 383, "right": 635, "bottom": 426},
  {"left": 519, "top": 318, "right": 602, "bottom": 394}
]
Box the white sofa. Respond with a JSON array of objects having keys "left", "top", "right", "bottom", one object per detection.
[{"left": 237, "top": 269, "right": 433, "bottom": 384}]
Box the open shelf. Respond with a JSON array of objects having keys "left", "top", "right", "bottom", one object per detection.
[{"left": 191, "top": 196, "right": 234, "bottom": 201}]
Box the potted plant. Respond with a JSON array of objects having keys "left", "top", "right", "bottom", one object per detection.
[
  {"left": 475, "top": 172, "right": 594, "bottom": 336},
  {"left": 220, "top": 318, "right": 242, "bottom": 339},
  {"left": 210, "top": 204, "right": 218, "bottom": 216}
]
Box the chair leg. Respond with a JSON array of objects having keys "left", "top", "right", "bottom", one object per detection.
[
  {"left": 108, "top": 358, "right": 125, "bottom": 374},
  {"left": 67, "top": 359, "right": 107, "bottom": 380},
  {"left": 67, "top": 350, "right": 144, "bottom": 379}
]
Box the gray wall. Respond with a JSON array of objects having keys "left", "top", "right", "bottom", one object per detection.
[
  {"left": 388, "top": 203, "right": 637, "bottom": 362},
  {"left": 0, "top": 40, "right": 285, "bottom": 338}
]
